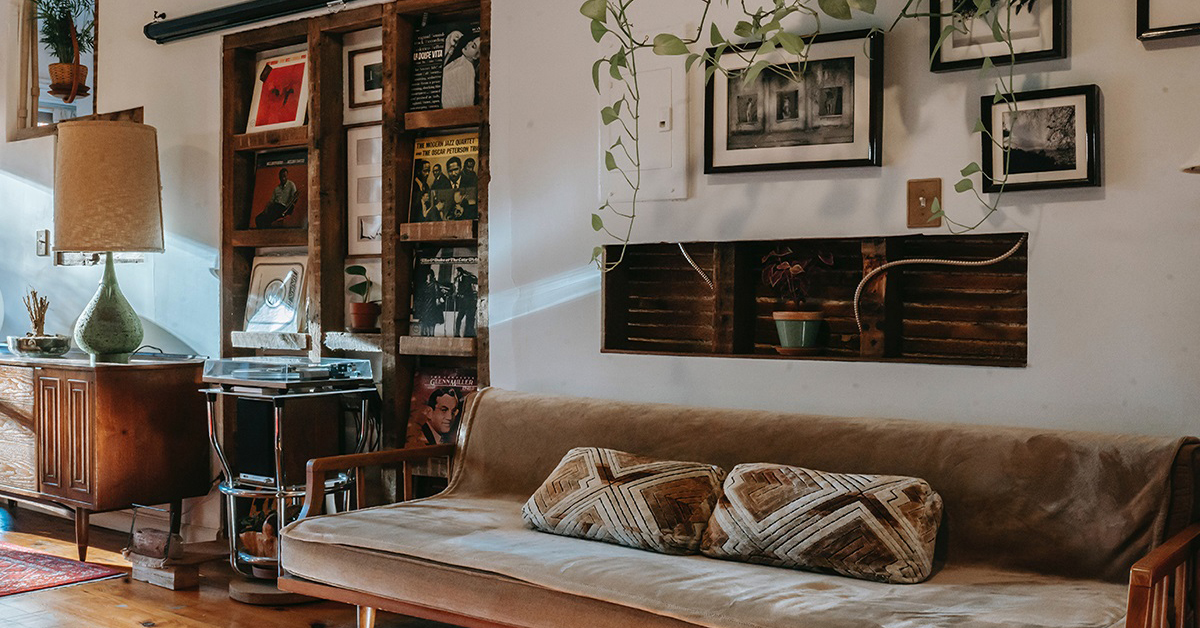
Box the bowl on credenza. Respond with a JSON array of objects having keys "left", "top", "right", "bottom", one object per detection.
[{"left": 6, "top": 335, "right": 72, "bottom": 358}]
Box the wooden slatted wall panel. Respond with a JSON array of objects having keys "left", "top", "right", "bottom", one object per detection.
[{"left": 604, "top": 244, "right": 717, "bottom": 354}]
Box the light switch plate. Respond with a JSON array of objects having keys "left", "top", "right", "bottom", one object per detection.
[
  {"left": 35, "top": 230, "right": 50, "bottom": 256},
  {"left": 907, "top": 179, "right": 942, "bottom": 228}
]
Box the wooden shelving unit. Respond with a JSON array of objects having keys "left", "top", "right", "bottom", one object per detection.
[{"left": 219, "top": 0, "right": 491, "bottom": 464}]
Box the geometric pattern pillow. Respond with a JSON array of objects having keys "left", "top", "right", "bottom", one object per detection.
[
  {"left": 700, "top": 463, "right": 943, "bottom": 584},
  {"left": 522, "top": 447, "right": 727, "bottom": 555}
]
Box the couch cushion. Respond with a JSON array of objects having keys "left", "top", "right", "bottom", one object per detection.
[
  {"left": 522, "top": 447, "right": 727, "bottom": 555},
  {"left": 448, "top": 389, "right": 1196, "bottom": 582},
  {"left": 701, "top": 463, "right": 942, "bottom": 584},
  {"left": 282, "top": 496, "right": 1129, "bottom": 628}
]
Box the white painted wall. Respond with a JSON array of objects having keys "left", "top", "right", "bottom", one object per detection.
[
  {"left": 0, "top": 0, "right": 1197, "bottom": 537},
  {"left": 488, "top": 0, "right": 1200, "bottom": 438}
]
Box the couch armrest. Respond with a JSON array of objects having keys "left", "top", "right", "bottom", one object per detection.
[
  {"left": 297, "top": 444, "right": 456, "bottom": 519},
  {"left": 1127, "top": 523, "right": 1200, "bottom": 628}
]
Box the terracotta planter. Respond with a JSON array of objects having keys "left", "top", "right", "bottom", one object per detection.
[
  {"left": 348, "top": 302, "right": 381, "bottom": 332},
  {"left": 772, "top": 310, "right": 823, "bottom": 353}
]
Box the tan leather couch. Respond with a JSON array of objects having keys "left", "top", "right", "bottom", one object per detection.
[{"left": 280, "top": 388, "right": 1200, "bottom": 628}]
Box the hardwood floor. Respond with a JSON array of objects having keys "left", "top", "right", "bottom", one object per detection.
[{"left": 0, "top": 504, "right": 454, "bottom": 628}]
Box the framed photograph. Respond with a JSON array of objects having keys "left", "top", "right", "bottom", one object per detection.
[
  {"left": 1138, "top": 0, "right": 1200, "bottom": 40},
  {"left": 244, "top": 255, "right": 308, "bottom": 332},
  {"left": 704, "top": 30, "right": 883, "bottom": 174},
  {"left": 981, "top": 84, "right": 1100, "bottom": 193},
  {"left": 246, "top": 51, "right": 310, "bottom": 133},
  {"left": 348, "top": 47, "right": 384, "bottom": 108},
  {"left": 929, "top": 0, "right": 1066, "bottom": 72},
  {"left": 347, "top": 125, "right": 383, "bottom": 255}
]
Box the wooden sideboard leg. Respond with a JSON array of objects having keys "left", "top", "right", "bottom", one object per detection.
[
  {"left": 6, "top": 499, "right": 17, "bottom": 510},
  {"left": 169, "top": 499, "right": 183, "bottom": 536},
  {"left": 357, "top": 606, "right": 376, "bottom": 628},
  {"left": 75, "top": 508, "right": 89, "bottom": 561}
]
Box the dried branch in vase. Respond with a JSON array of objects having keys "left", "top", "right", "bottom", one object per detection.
[{"left": 23, "top": 289, "right": 50, "bottom": 337}]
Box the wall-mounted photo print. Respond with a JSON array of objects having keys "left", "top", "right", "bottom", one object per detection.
[
  {"left": 1138, "top": 0, "right": 1200, "bottom": 40},
  {"left": 348, "top": 47, "right": 383, "bottom": 108},
  {"left": 705, "top": 30, "right": 883, "bottom": 173},
  {"left": 930, "top": 0, "right": 1066, "bottom": 72},
  {"left": 981, "top": 84, "right": 1101, "bottom": 193},
  {"left": 347, "top": 125, "right": 383, "bottom": 255}
]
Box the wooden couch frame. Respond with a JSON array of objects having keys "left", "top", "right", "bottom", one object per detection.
[{"left": 282, "top": 446, "right": 1200, "bottom": 628}]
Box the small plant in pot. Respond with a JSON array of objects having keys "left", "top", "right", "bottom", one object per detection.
[
  {"left": 346, "top": 265, "right": 381, "bottom": 332},
  {"left": 762, "top": 247, "right": 834, "bottom": 356},
  {"left": 35, "top": 0, "right": 95, "bottom": 102},
  {"left": 7, "top": 289, "right": 71, "bottom": 358}
]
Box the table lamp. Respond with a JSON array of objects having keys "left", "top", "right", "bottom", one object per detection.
[{"left": 54, "top": 120, "right": 164, "bottom": 364}]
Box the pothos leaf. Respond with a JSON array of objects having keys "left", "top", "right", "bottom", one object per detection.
[
  {"left": 931, "top": 24, "right": 957, "bottom": 64},
  {"left": 733, "top": 21, "right": 754, "bottom": 38},
  {"left": 742, "top": 60, "right": 771, "bottom": 85},
  {"left": 818, "top": 0, "right": 853, "bottom": 20},
  {"left": 960, "top": 162, "right": 981, "bottom": 177},
  {"left": 685, "top": 53, "right": 702, "bottom": 73},
  {"left": 605, "top": 151, "right": 619, "bottom": 171},
  {"left": 591, "top": 246, "right": 605, "bottom": 263},
  {"left": 847, "top": 0, "right": 877, "bottom": 13},
  {"left": 590, "top": 19, "right": 607, "bottom": 43},
  {"left": 954, "top": 178, "right": 975, "bottom": 193},
  {"left": 591, "top": 59, "right": 605, "bottom": 92},
  {"left": 978, "top": 56, "right": 995, "bottom": 77},
  {"left": 991, "top": 15, "right": 1006, "bottom": 42},
  {"left": 652, "top": 33, "right": 689, "bottom": 56},
  {"left": 776, "top": 31, "right": 805, "bottom": 55},
  {"left": 710, "top": 22, "right": 723, "bottom": 46},
  {"left": 972, "top": 118, "right": 987, "bottom": 133},
  {"left": 600, "top": 106, "right": 619, "bottom": 125},
  {"left": 592, "top": 214, "right": 605, "bottom": 231},
  {"left": 580, "top": 0, "right": 606, "bottom": 23}
]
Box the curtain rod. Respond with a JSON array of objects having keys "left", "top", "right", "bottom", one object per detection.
[{"left": 144, "top": 0, "right": 357, "bottom": 44}]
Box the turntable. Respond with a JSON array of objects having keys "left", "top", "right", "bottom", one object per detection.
[{"left": 202, "top": 356, "right": 373, "bottom": 392}]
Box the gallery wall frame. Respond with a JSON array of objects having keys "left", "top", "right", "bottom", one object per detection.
[
  {"left": 704, "top": 29, "right": 883, "bottom": 174},
  {"left": 980, "top": 84, "right": 1101, "bottom": 193},
  {"left": 928, "top": 0, "right": 1067, "bottom": 73},
  {"left": 1137, "top": 0, "right": 1200, "bottom": 41}
]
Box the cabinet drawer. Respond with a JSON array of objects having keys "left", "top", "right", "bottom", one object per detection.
[{"left": 0, "top": 366, "right": 37, "bottom": 492}]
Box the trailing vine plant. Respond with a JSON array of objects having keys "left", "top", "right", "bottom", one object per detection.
[{"left": 584, "top": 0, "right": 1030, "bottom": 269}]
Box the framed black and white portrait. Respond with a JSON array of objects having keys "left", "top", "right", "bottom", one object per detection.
[
  {"left": 981, "top": 85, "right": 1100, "bottom": 193},
  {"left": 1138, "top": 0, "right": 1200, "bottom": 40},
  {"left": 704, "top": 30, "right": 883, "bottom": 174},
  {"left": 348, "top": 47, "right": 384, "bottom": 108},
  {"left": 929, "top": 0, "right": 1066, "bottom": 73}
]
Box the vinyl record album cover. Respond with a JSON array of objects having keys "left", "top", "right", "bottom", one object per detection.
[
  {"left": 246, "top": 51, "right": 310, "bottom": 133},
  {"left": 244, "top": 255, "right": 307, "bottom": 332},
  {"left": 250, "top": 149, "right": 308, "bottom": 229},
  {"left": 410, "top": 247, "right": 478, "bottom": 338},
  {"left": 408, "top": 20, "right": 481, "bottom": 112},
  {"left": 409, "top": 132, "right": 479, "bottom": 223}
]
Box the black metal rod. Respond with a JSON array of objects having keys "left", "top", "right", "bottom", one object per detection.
[{"left": 143, "top": 0, "right": 355, "bottom": 44}]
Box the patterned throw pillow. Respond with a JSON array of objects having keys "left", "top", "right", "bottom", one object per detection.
[
  {"left": 522, "top": 447, "right": 727, "bottom": 555},
  {"left": 701, "top": 463, "right": 943, "bottom": 584}
]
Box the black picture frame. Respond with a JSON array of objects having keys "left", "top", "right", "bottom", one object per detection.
[
  {"left": 1137, "top": 0, "right": 1200, "bottom": 40},
  {"left": 929, "top": 0, "right": 1067, "bottom": 73},
  {"left": 348, "top": 46, "right": 384, "bottom": 109},
  {"left": 703, "top": 29, "right": 883, "bottom": 174},
  {"left": 980, "top": 84, "right": 1101, "bottom": 193}
]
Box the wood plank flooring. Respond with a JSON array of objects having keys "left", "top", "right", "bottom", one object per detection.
[{"left": 0, "top": 504, "right": 455, "bottom": 628}]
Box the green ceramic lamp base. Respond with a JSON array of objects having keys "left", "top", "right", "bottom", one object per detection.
[{"left": 74, "top": 252, "right": 144, "bottom": 365}]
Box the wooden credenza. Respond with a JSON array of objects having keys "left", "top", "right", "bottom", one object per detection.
[{"left": 0, "top": 355, "right": 210, "bottom": 560}]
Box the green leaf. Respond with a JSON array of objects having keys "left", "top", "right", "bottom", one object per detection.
[
  {"left": 960, "top": 162, "right": 981, "bottom": 177},
  {"left": 591, "top": 213, "right": 605, "bottom": 231},
  {"left": 704, "top": 62, "right": 719, "bottom": 84},
  {"left": 613, "top": 99, "right": 623, "bottom": 115},
  {"left": 954, "top": 178, "right": 975, "bottom": 193},
  {"left": 685, "top": 53, "right": 702, "bottom": 73},
  {"left": 758, "top": 36, "right": 778, "bottom": 59},
  {"left": 610, "top": 136, "right": 624, "bottom": 149},
  {"left": 590, "top": 20, "right": 607, "bottom": 42},
  {"left": 710, "top": 22, "right": 723, "bottom": 46},
  {"left": 776, "top": 31, "right": 805, "bottom": 55},
  {"left": 652, "top": 33, "right": 689, "bottom": 56},
  {"left": 931, "top": 24, "right": 957, "bottom": 64},
  {"left": 818, "top": 0, "right": 853, "bottom": 20},
  {"left": 591, "top": 59, "right": 605, "bottom": 92},
  {"left": 733, "top": 21, "right": 754, "bottom": 38},
  {"left": 928, "top": 197, "right": 943, "bottom": 221},
  {"left": 743, "top": 60, "right": 771, "bottom": 85},
  {"left": 579, "top": 0, "right": 606, "bottom": 23},
  {"left": 346, "top": 265, "right": 368, "bottom": 276},
  {"left": 611, "top": 49, "right": 627, "bottom": 68},
  {"left": 978, "top": 56, "right": 994, "bottom": 77},
  {"left": 991, "top": 15, "right": 1006, "bottom": 42},
  {"left": 609, "top": 61, "right": 623, "bottom": 80},
  {"left": 605, "top": 151, "right": 618, "bottom": 171},
  {"left": 993, "top": 87, "right": 1005, "bottom": 104},
  {"left": 847, "top": 0, "right": 877, "bottom": 13},
  {"left": 972, "top": 118, "right": 987, "bottom": 133},
  {"left": 591, "top": 246, "right": 604, "bottom": 263},
  {"left": 600, "top": 106, "right": 619, "bottom": 125},
  {"left": 974, "top": 0, "right": 992, "bottom": 14}
]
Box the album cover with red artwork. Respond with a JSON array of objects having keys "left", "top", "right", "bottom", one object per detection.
[{"left": 246, "top": 51, "right": 310, "bottom": 133}]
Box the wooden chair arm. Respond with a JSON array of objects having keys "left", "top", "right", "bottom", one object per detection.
[
  {"left": 298, "top": 444, "right": 456, "bottom": 519},
  {"left": 1127, "top": 523, "right": 1200, "bottom": 628}
]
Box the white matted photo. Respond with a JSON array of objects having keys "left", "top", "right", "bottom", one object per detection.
[
  {"left": 1138, "top": 0, "right": 1200, "bottom": 40},
  {"left": 348, "top": 47, "right": 384, "bottom": 108},
  {"left": 930, "top": 0, "right": 1065, "bottom": 72},
  {"left": 244, "top": 255, "right": 308, "bottom": 332},
  {"left": 982, "top": 84, "right": 1101, "bottom": 192},
  {"left": 347, "top": 125, "right": 383, "bottom": 255},
  {"left": 705, "top": 30, "right": 882, "bottom": 174}
]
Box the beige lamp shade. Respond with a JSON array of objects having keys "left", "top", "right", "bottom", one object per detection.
[
  {"left": 54, "top": 120, "right": 165, "bottom": 252},
  {"left": 1184, "top": 144, "right": 1200, "bottom": 174}
]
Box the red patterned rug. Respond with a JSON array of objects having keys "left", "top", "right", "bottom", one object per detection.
[{"left": 0, "top": 542, "right": 123, "bottom": 596}]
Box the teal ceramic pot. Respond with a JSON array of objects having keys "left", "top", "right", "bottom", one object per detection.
[{"left": 773, "top": 311, "right": 823, "bottom": 349}]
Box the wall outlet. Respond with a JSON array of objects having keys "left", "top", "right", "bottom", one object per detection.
[
  {"left": 907, "top": 179, "right": 942, "bottom": 228},
  {"left": 35, "top": 230, "right": 50, "bottom": 256}
]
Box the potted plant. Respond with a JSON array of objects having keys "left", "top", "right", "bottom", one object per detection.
[
  {"left": 6, "top": 289, "right": 71, "bottom": 358},
  {"left": 35, "top": 0, "right": 95, "bottom": 102},
  {"left": 346, "top": 265, "right": 381, "bottom": 332},
  {"left": 762, "top": 247, "right": 834, "bottom": 355}
]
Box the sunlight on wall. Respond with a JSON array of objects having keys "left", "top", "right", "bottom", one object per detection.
[{"left": 489, "top": 264, "right": 599, "bottom": 327}]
